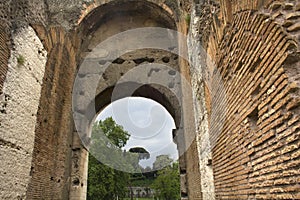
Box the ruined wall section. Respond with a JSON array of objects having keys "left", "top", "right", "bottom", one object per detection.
[
  {"left": 44, "top": 0, "right": 179, "bottom": 30},
  {"left": 0, "top": 1, "right": 11, "bottom": 95},
  {"left": 0, "top": 26, "right": 47, "bottom": 199},
  {"left": 25, "top": 26, "right": 78, "bottom": 199},
  {"left": 0, "top": 0, "right": 48, "bottom": 104},
  {"left": 0, "top": 24, "right": 10, "bottom": 94},
  {"left": 200, "top": 1, "right": 300, "bottom": 199},
  {"left": 220, "top": 0, "right": 274, "bottom": 23},
  {"left": 0, "top": 0, "right": 47, "bottom": 28},
  {"left": 188, "top": 3, "right": 217, "bottom": 199},
  {"left": 176, "top": 7, "right": 204, "bottom": 200}
]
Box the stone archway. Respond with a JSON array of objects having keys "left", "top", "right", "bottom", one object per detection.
[
  {"left": 69, "top": 0, "right": 198, "bottom": 199},
  {"left": 1, "top": 0, "right": 300, "bottom": 200},
  {"left": 23, "top": 0, "right": 200, "bottom": 198}
]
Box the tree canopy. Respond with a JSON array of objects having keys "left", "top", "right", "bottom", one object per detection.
[
  {"left": 87, "top": 117, "right": 131, "bottom": 200},
  {"left": 152, "top": 154, "right": 173, "bottom": 171},
  {"left": 87, "top": 117, "right": 180, "bottom": 200},
  {"left": 152, "top": 162, "right": 180, "bottom": 200}
]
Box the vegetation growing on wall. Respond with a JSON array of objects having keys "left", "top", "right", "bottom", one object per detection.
[{"left": 17, "top": 54, "right": 25, "bottom": 65}]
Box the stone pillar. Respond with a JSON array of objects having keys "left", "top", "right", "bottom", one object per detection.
[{"left": 69, "top": 132, "right": 89, "bottom": 200}]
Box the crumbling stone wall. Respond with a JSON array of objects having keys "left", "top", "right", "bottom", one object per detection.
[
  {"left": 1, "top": 0, "right": 299, "bottom": 199},
  {"left": 0, "top": 25, "right": 47, "bottom": 199},
  {"left": 27, "top": 1, "right": 187, "bottom": 199},
  {"left": 25, "top": 26, "right": 77, "bottom": 199}
]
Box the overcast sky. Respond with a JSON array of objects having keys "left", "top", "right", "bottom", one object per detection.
[{"left": 96, "top": 97, "right": 178, "bottom": 168}]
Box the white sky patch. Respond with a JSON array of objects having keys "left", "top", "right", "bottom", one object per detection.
[{"left": 96, "top": 97, "right": 178, "bottom": 168}]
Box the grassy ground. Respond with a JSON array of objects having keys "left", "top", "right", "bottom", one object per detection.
[{"left": 124, "top": 198, "right": 154, "bottom": 200}]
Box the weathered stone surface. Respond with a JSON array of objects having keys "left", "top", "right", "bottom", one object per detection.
[
  {"left": 0, "top": 25, "right": 47, "bottom": 199},
  {"left": 0, "top": 0, "right": 299, "bottom": 200}
]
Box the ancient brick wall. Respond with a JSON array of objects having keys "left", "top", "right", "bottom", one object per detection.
[
  {"left": 184, "top": 141, "right": 203, "bottom": 200},
  {"left": 0, "top": 0, "right": 10, "bottom": 94},
  {"left": 25, "top": 26, "right": 77, "bottom": 199},
  {"left": 194, "top": 0, "right": 300, "bottom": 199},
  {"left": 1, "top": 0, "right": 299, "bottom": 199},
  {"left": 21, "top": 1, "right": 184, "bottom": 199},
  {"left": 0, "top": 24, "right": 9, "bottom": 94}
]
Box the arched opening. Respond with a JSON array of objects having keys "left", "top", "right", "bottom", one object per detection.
[
  {"left": 96, "top": 97, "right": 178, "bottom": 165},
  {"left": 87, "top": 97, "right": 180, "bottom": 199},
  {"left": 69, "top": 1, "right": 189, "bottom": 199}
]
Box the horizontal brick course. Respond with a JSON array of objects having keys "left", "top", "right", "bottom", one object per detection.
[{"left": 206, "top": 1, "right": 300, "bottom": 199}]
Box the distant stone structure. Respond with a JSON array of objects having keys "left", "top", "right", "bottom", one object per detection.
[
  {"left": 0, "top": 0, "right": 299, "bottom": 199},
  {"left": 128, "top": 187, "right": 155, "bottom": 198}
]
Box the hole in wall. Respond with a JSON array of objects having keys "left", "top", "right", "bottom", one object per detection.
[
  {"left": 112, "top": 58, "right": 125, "bottom": 64},
  {"left": 247, "top": 107, "right": 259, "bottom": 130},
  {"left": 103, "top": 73, "right": 108, "bottom": 80},
  {"left": 162, "top": 56, "right": 170, "bottom": 63},
  {"left": 133, "top": 57, "right": 154, "bottom": 64},
  {"left": 0, "top": 109, "right": 6, "bottom": 114},
  {"left": 249, "top": 58, "right": 262, "bottom": 73},
  {"left": 73, "top": 178, "right": 80, "bottom": 186},
  {"left": 251, "top": 83, "right": 261, "bottom": 97},
  {"left": 236, "top": 61, "right": 243, "bottom": 72},
  {"left": 29, "top": 167, "right": 34, "bottom": 176},
  {"left": 207, "top": 158, "right": 212, "bottom": 166},
  {"left": 181, "top": 192, "right": 188, "bottom": 197},
  {"left": 133, "top": 58, "right": 147, "bottom": 64},
  {"left": 148, "top": 58, "right": 155, "bottom": 63}
]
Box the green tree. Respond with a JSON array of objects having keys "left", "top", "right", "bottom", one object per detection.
[
  {"left": 152, "top": 161, "right": 180, "bottom": 200},
  {"left": 87, "top": 117, "right": 131, "bottom": 200},
  {"left": 98, "top": 117, "right": 129, "bottom": 148}
]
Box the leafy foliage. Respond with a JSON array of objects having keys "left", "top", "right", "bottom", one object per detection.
[
  {"left": 87, "top": 117, "right": 131, "bottom": 200},
  {"left": 152, "top": 162, "right": 180, "bottom": 200},
  {"left": 87, "top": 117, "right": 180, "bottom": 200},
  {"left": 97, "top": 117, "right": 129, "bottom": 148},
  {"left": 17, "top": 54, "right": 25, "bottom": 65}
]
